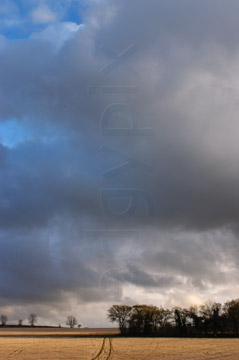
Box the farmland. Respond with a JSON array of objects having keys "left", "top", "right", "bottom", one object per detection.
[{"left": 0, "top": 329, "right": 239, "bottom": 359}]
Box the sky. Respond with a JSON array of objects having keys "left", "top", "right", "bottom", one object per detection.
[{"left": 0, "top": 0, "right": 238, "bottom": 327}]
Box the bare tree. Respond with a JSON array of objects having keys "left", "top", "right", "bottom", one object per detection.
[
  {"left": 108, "top": 305, "right": 132, "bottom": 334},
  {"left": 188, "top": 306, "right": 202, "bottom": 334},
  {"left": 223, "top": 299, "right": 239, "bottom": 335},
  {"left": 28, "top": 313, "right": 38, "bottom": 327},
  {"left": 154, "top": 307, "right": 172, "bottom": 334},
  {"left": 173, "top": 307, "right": 189, "bottom": 336},
  {"left": 66, "top": 316, "right": 77, "bottom": 328},
  {"left": 199, "top": 301, "right": 222, "bottom": 336},
  {"left": 0, "top": 315, "right": 8, "bottom": 326}
]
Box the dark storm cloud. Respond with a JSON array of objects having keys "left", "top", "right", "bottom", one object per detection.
[
  {"left": 0, "top": 138, "right": 100, "bottom": 228},
  {"left": 89, "top": 0, "right": 239, "bottom": 51},
  {"left": 0, "top": 225, "right": 107, "bottom": 305},
  {"left": 0, "top": 0, "right": 238, "bottom": 324}
]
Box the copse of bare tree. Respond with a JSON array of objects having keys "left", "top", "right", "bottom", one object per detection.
[
  {"left": 108, "top": 298, "right": 239, "bottom": 337},
  {"left": 0, "top": 315, "right": 8, "bottom": 326},
  {"left": 66, "top": 316, "right": 77, "bottom": 328},
  {"left": 28, "top": 313, "right": 38, "bottom": 327}
]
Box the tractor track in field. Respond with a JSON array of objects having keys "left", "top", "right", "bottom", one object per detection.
[
  {"left": 91, "top": 337, "right": 113, "bottom": 360},
  {"left": 8, "top": 348, "right": 23, "bottom": 357},
  {"left": 105, "top": 338, "right": 112, "bottom": 360}
]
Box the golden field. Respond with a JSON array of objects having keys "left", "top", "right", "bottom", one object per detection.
[{"left": 0, "top": 329, "right": 239, "bottom": 359}]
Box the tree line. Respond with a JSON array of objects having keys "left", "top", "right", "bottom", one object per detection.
[
  {"left": 0, "top": 313, "right": 38, "bottom": 327},
  {"left": 0, "top": 314, "right": 81, "bottom": 328},
  {"left": 108, "top": 299, "right": 239, "bottom": 337}
]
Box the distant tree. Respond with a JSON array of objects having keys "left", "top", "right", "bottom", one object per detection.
[
  {"left": 141, "top": 305, "right": 159, "bottom": 335},
  {"left": 0, "top": 315, "right": 8, "bottom": 326},
  {"left": 130, "top": 305, "right": 159, "bottom": 335},
  {"left": 18, "top": 319, "right": 23, "bottom": 327},
  {"left": 211, "top": 303, "right": 222, "bottom": 336},
  {"left": 154, "top": 307, "right": 172, "bottom": 335},
  {"left": 128, "top": 305, "right": 144, "bottom": 334},
  {"left": 200, "top": 302, "right": 222, "bottom": 336},
  {"left": 173, "top": 307, "right": 188, "bottom": 336},
  {"left": 66, "top": 316, "right": 77, "bottom": 328},
  {"left": 188, "top": 306, "right": 202, "bottom": 334},
  {"left": 28, "top": 313, "right": 38, "bottom": 327},
  {"left": 223, "top": 299, "right": 239, "bottom": 335},
  {"left": 200, "top": 302, "right": 213, "bottom": 335},
  {"left": 107, "top": 305, "right": 132, "bottom": 334}
]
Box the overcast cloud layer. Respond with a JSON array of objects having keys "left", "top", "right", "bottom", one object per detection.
[{"left": 0, "top": 0, "right": 238, "bottom": 327}]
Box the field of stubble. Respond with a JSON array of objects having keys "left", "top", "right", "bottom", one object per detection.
[{"left": 1, "top": 329, "right": 239, "bottom": 360}]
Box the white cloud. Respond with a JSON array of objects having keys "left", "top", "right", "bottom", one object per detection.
[
  {"left": 32, "top": 4, "right": 57, "bottom": 24},
  {"left": 30, "top": 21, "right": 83, "bottom": 51}
]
